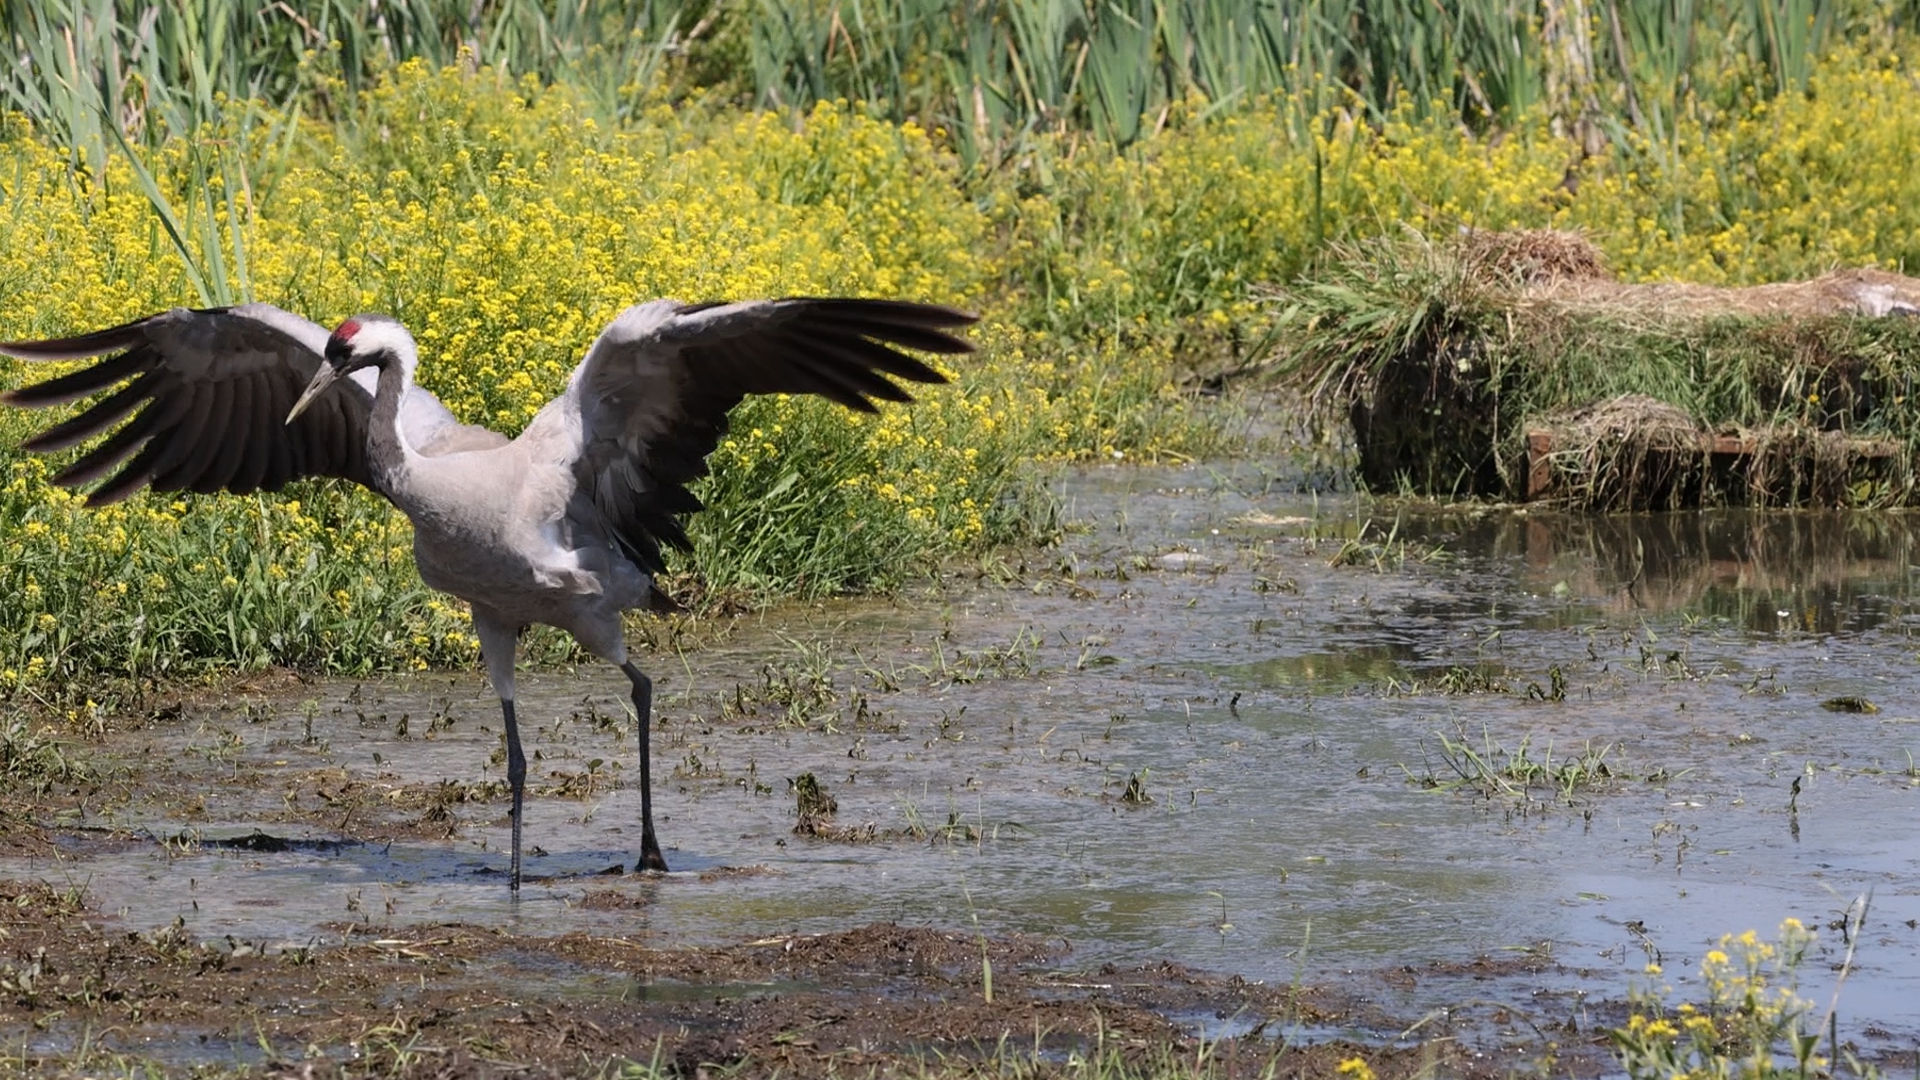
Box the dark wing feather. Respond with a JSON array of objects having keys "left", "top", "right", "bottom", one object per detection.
[
  {"left": 190, "top": 375, "right": 250, "bottom": 492},
  {"left": 1, "top": 346, "right": 154, "bottom": 405},
  {"left": 228, "top": 373, "right": 271, "bottom": 494},
  {"left": 0, "top": 305, "right": 376, "bottom": 505},
  {"left": 563, "top": 297, "right": 974, "bottom": 574},
  {"left": 19, "top": 369, "right": 161, "bottom": 452},
  {"left": 263, "top": 372, "right": 297, "bottom": 490},
  {"left": 54, "top": 410, "right": 160, "bottom": 488},
  {"left": 150, "top": 376, "right": 231, "bottom": 489}
]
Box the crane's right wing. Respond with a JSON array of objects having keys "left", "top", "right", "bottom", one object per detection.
[
  {"left": 0, "top": 304, "right": 377, "bottom": 504},
  {"left": 556, "top": 297, "right": 976, "bottom": 574}
]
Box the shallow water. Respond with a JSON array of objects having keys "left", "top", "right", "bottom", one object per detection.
[{"left": 12, "top": 463, "right": 1920, "bottom": 1053}]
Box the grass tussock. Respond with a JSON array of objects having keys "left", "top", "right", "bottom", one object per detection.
[{"left": 1266, "top": 227, "right": 1920, "bottom": 509}]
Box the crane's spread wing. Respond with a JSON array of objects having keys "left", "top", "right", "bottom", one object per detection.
[
  {"left": 0, "top": 304, "right": 494, "bottom": 505},
  {"left": 0, "top": 304, "right": 373, "bottom": 504},
  {"left": 563, "top": 297, "right": 976, "bottom": 573}
]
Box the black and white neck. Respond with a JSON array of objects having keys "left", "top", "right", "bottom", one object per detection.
[{"left": 331, "top": 314, "right": 424, "bottom": 492}]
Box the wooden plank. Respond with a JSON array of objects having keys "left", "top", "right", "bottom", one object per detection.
[
  {"left": 1522, "top": 429, "right": 1905, "bottom": 500},
  {"left": 1525, "top": 432, "right": 1554, "bottom": 499}
]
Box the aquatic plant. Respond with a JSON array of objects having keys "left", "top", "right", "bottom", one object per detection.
[
  {"left": 1409, "top": 725, "right": 1648, "bottom": 806},
  {"left": 1323, "top": 516, "right": 1449, "bottom": 572}
]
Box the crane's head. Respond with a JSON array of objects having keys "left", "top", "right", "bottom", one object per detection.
[{"left": 286, "top": 314, "right": 413, "bottom": 425}]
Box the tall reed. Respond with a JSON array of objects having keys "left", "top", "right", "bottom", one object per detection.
[{"left": 11, "top": 0, "right": 1914, "bottom": 167}]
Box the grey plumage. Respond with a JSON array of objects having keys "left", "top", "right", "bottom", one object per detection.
[{"left": 1, "top": 297, "right": 974, "bottom": 888}]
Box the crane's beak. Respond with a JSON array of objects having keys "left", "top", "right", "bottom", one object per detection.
[{"left": 286, "top": 364, "right": 341, "bottom": 425}]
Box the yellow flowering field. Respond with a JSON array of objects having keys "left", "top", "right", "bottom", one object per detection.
[
  {"left": 1566, "top": 48, "right": 1920, "bottom": 282},
  {"left": 999, "top": 95, "right": 1574, "bottom": 339},
  {"left": 7, "top": 44, "right": 1920, "bottom": 698},
  {"left": 0, "top": 63, "right": 1216, "bottom": 697}
]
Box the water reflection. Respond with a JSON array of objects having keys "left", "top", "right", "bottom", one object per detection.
[
  {"left": 1207, "top": 646, "right": 1411, "bottom": 690},
  {"left": 1407, "top": 509, "right": 1920, "bottom": 636}
]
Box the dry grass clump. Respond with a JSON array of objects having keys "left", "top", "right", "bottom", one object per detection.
[
  {"left": 1534, "top": 394, "right": 1706, "bottom": 511},
  {"left": 1458, "top": 228, "right": 1612, "bottom": 286},
  {"left": 1532, "top": 267, "right": 1920, "bottom": 319}
]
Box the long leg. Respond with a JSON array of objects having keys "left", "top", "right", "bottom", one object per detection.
[
  {"left": 473, "top": 612, "right": 527, "bottom": 892},
  {"left": 621, "top": 660, "right": 669, "bottom": 871},
  {"left": 501, "top": 697, "right": 528, "bottom": 891}
]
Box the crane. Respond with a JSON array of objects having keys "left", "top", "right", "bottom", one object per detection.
[{"left": 0, "top": 297, "right": 975, "bottom": 889}]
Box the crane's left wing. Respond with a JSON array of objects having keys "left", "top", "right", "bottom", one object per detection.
[{"left": 560, "top": 297, "right": 975, "bottom": 574}]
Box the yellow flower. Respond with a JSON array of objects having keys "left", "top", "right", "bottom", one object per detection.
[{"left": 1336, "top": 1057, "right": 1376, "bottom": 1080}]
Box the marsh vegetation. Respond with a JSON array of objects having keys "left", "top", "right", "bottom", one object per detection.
[{"left": 3, "top": 3, "right": 1919, "bottom": 1077}]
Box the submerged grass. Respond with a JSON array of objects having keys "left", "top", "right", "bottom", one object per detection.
[
  {"left": 1323, "top": 517, "right": 1448, "bottom": 572},
  {"left": 1406, "top": 724, "right": 1671, "bottom": 806}
]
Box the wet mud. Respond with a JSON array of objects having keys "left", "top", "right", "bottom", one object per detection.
[
  {"left": 4, "top": 463, "right": 1920, "bottom": 1075},
  {"left": 0, "top": 878, "right": 1514, "bottom": 1078}
]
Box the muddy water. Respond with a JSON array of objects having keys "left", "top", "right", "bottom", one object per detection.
[{"left": 13, "top": 464, "right": 1920, "bottom": 1053}]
